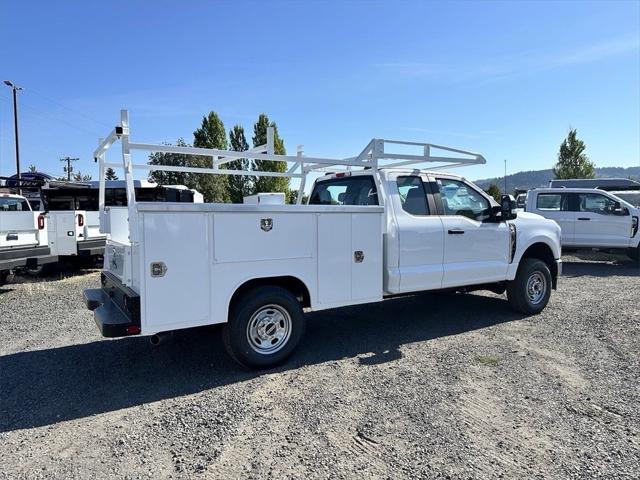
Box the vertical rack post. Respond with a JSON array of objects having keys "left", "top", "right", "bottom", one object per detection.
[
  {"left": 97, "top": 137, "right": 106, "bottom": 231},
  {"left": 120, "top": 109, "right": 138, "bottom": 248}
]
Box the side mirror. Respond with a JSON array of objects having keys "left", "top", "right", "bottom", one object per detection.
[{"left": 501, "top": 194, "right": 517, "bottom": 221}]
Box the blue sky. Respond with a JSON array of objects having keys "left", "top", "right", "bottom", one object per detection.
[{"left": 1, "top": 0, "right": 639, "bottom": 189}]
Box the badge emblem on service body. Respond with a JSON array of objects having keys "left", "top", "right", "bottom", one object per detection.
[{"left": 260, "top": 218, "right": 273, "bottom": 232}]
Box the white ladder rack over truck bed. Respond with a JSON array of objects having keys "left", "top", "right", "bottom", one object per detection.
[{"left": 94, "top": 109, "right": 485, "bottom": 240}]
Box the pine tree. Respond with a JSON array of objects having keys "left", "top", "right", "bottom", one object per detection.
[
  {"left": 252, "top": 114, "right": 289, "bottom": 194},
  {"left": 193, "top": 112, "right": 231, "bottom": 203},
  {"left": 486, "top": 182, "right": 502, "bottom": 202},
  {"left": 553, "top": 129, "right": 595, "bottom": 179},
  {"left": 28, "top": 164, "right": 37, "bottom": 172},
  {"left": 105, "top": 167, "right": 118, "bottom": 180},
  {"left": 227, "top": 125, "right": 252, "bottom": 203}
]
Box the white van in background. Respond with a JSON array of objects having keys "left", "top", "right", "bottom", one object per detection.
[{"left": 526, "top": 188, "right": 639, "bottom": 261}]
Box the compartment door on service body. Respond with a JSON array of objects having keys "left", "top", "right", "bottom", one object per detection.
[
  {"left": 433, "top": 177, "right": 509, "bottom": 288},
  {"left": 573, "top": 192, "right": 631, "bottom": 247},
  {"left": 390, "top": 173, "right": 444, "bottom": 292}
]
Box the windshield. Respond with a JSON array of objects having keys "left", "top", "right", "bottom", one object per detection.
[
  {"left": 613, "top": 192, "right": 640, "bottom": 208},
  {"left": 0, "top": 197, "right": 31, "bottom": 211}
]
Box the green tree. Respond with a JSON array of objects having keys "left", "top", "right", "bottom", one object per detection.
[
  {"left": 286, "top": 189, "right": 309, "bottom": 204},
  {"left": 485, "top": 182, "right": 502, "bottom": 202},
  {"left": 252, "top": 114, "right": 289, "bottom": 194},
  {"left": 227, "top": 125, "right": 252, "bottom": 203},
  {"left": 28, "top": 164, "right": 37, "bottom": 172},
  {"left": 105, "top": 167, "right": 118, "bottom": 180},
  {"left": 148, "top": 138, "right": 196, "bottom": 186},
  {"left": 553, "top": 129, "right": 595, "bottom": 179},
  {"left": 193, "top": 112, "right": 231, "bottom": 203},
  {"left": 72, "top": 171, "right": 92, "bottom": 182}
]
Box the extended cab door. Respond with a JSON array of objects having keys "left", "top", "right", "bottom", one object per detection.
[
  {"left": 432, "top": 176, "right": 509, "bottom": 288},
  {"left": 573, "top": 192, "right": 632, "bottom": 247},
  {"left": 389, "top": 173, "right": 444, "bottom": 292},
  {"left": 533, "top": 192, "right": 574, "bottom": 246}
]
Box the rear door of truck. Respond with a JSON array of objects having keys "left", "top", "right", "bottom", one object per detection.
[
  {"left": 530, "top": 191, "right": 574, "bottom": 246},
  {"left": 386, "top": 172, "right": 444, "bottom": 292}
]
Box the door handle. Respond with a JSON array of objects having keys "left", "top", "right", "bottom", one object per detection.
[
  {"left": 577, "top": 217, "right": 591, "bottom": 221},
  {"left": 448, "top": 229, "right": 465, "bottom": 235}
]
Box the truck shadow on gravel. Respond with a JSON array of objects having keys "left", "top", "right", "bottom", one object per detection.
[
  {"left": 1, "top": 293, "right": 526, "bottom": 432},
  {"left": 561, "top": 261, "right": 639, "bottom": 278}
]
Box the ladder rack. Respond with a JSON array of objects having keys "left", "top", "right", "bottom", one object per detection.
[{"left": 94, "top": 109, "right": 486, "bottom": 209}]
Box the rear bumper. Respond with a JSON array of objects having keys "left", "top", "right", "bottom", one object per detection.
[
  {"left": 83, "top": 271, "right": 141, "bottom": 337},
  {"left": 77, "top": 238, "right": 106, "bottom": 256},
  {"left": 0, "top": 245, "right": 51, "bottom": 270}
]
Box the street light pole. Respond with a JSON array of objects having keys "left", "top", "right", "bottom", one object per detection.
[{"left": 4, "top": 80, "right": 23, "bottom": 194}]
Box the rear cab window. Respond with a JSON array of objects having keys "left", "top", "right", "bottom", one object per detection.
[
  {"left": 536, "top": 193, "right": 569, "bottom": 211},
  {"left": 0, "top": 197, "right": 31, "bottom": 211},
  {"left": 309, "top": 176, "right": 378, "bottom": 206},
  {"left": 396, "top": 176, "right": 429, "bottom": 215}
]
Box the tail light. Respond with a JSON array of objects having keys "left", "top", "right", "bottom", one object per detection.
[
  {"left": 37, "top": 214, "right": 45, "bottom": 230},
  {"left": 77, "top": 214, "right": 84, "bottom": 227}
]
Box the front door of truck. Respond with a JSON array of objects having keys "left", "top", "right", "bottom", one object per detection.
[
  {"left": 573, "top": 192, "right": 631, "bottom": 247},
  {"left": 433, "top": 177, "right": 509, "bottom": 288}
]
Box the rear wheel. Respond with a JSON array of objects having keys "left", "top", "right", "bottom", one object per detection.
[
  {"left": 223, "top": 286, "right": 306, "bottom": 369},
  {"left": 628, "top": 246, "right": 639, "bottom": 262},
  {"left": 506, "top": 258, "right": 552, "bottom": 314},
  {"left": 0, "top": 270, "right": 8, "bottom": 286}
]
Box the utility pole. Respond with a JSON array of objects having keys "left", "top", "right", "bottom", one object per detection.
[
  {"left": 504, "top": 159, "right": 507, "bottom": 194},
  {"left": 4, "top": 80, "right": 23, "bottom": 194},
  {"left": 60, "top": 156, "right": 79, "bottom": 181}
]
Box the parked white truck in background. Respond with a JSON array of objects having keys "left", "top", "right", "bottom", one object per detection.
[
  {"left": 526, "top": 188, "right": 640, "bottom": 261},
  {"left": 0, "top": 193, "right": 52, "bottom": 285},
  {"left": 84, "top": 111, "right": 562, "bottom": 368}
]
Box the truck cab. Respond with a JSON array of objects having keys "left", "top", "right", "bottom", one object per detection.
[
  {"left": 309, "top": 169, "right": 562, "bottom": 295},
  {"left": 526, "top": 188, "right": 640, "bottom": 261}
]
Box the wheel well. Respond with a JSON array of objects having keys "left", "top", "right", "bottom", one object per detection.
[
  {"left": 229, "top": 276, "right": 312, "bottom": 312},
  {"left": 521, "top": 242, "right": 558, "bottom": 287}
]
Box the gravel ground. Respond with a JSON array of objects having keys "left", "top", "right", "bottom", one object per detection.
[{"left": 1, "top": 254, "right": 639, "bottom": 479}]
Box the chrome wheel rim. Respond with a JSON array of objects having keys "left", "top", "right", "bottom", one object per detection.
[
  {"left": 246, "top": 304, "right": 292, "bottom": 355},
  {"left": 526, "top": 271, "right": 547, "bottom": 305}
]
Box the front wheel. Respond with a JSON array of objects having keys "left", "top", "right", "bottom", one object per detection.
[
  {"left": 223, "top": 286, "right": 306, "bottom": 369},
  {"left": 506, "top": 258, "right": 552, "bottom": 314}
]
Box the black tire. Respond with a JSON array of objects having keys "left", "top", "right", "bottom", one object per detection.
[
  {"left": 223, "top": 286, "right": 306, "bottom": 369},
  {"left": 628, "top": 246, "right": 639, "bottom": 262},
  {"left": 0, "top": 270, "right": 8, "bottom": 286},
  {"left": 506, "top": 258, "right": 552, "bottom": 314}
]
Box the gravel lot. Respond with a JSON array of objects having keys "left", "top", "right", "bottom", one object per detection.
[{"left": 1, "top": 254, "right": 638, "bottom": 479}]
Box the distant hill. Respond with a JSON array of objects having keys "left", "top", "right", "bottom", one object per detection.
[{"left": 475, "top": 166, "right": 640, "bottom": 193}]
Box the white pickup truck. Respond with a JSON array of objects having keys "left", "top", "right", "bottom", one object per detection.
[
  {"left": 0, "top": 193, "right": 51, "bottom": 285},
  {"left": 83, "top": 111, "right": 562, "bottom": 368},
  {"left": 526, "top": 188, "right": 639, "bottom": 261}
]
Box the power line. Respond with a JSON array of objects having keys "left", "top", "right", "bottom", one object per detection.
[{"left": 28, "top": 88, "right": 112, "bottom": 128}]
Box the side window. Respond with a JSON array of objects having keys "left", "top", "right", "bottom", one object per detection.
[
  {"left": 396, "top": 176, "right": 429, "bottom": 215},
  {"left": 437, "top": 178, "right": 490, "bottom": 221},
  {"left": 578, "top": 193, "right": 617, "bottom": 215},
  {"left": 309, "top": 176, "right": 378, "bottom": 206},
  {"left": 536, "top": 193, "right": 568, "bottom": 211}
]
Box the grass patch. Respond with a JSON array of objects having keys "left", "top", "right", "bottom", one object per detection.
[{"left": 474, "top": 355, "right": 501, "bottom": 366}]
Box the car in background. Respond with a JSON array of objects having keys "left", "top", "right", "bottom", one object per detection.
[
  {"left": 526, "top": 188, "right": 639, "bottom": 261},
  {"left": 611, "top": 190, "right": 640, "bottom": 208}
]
